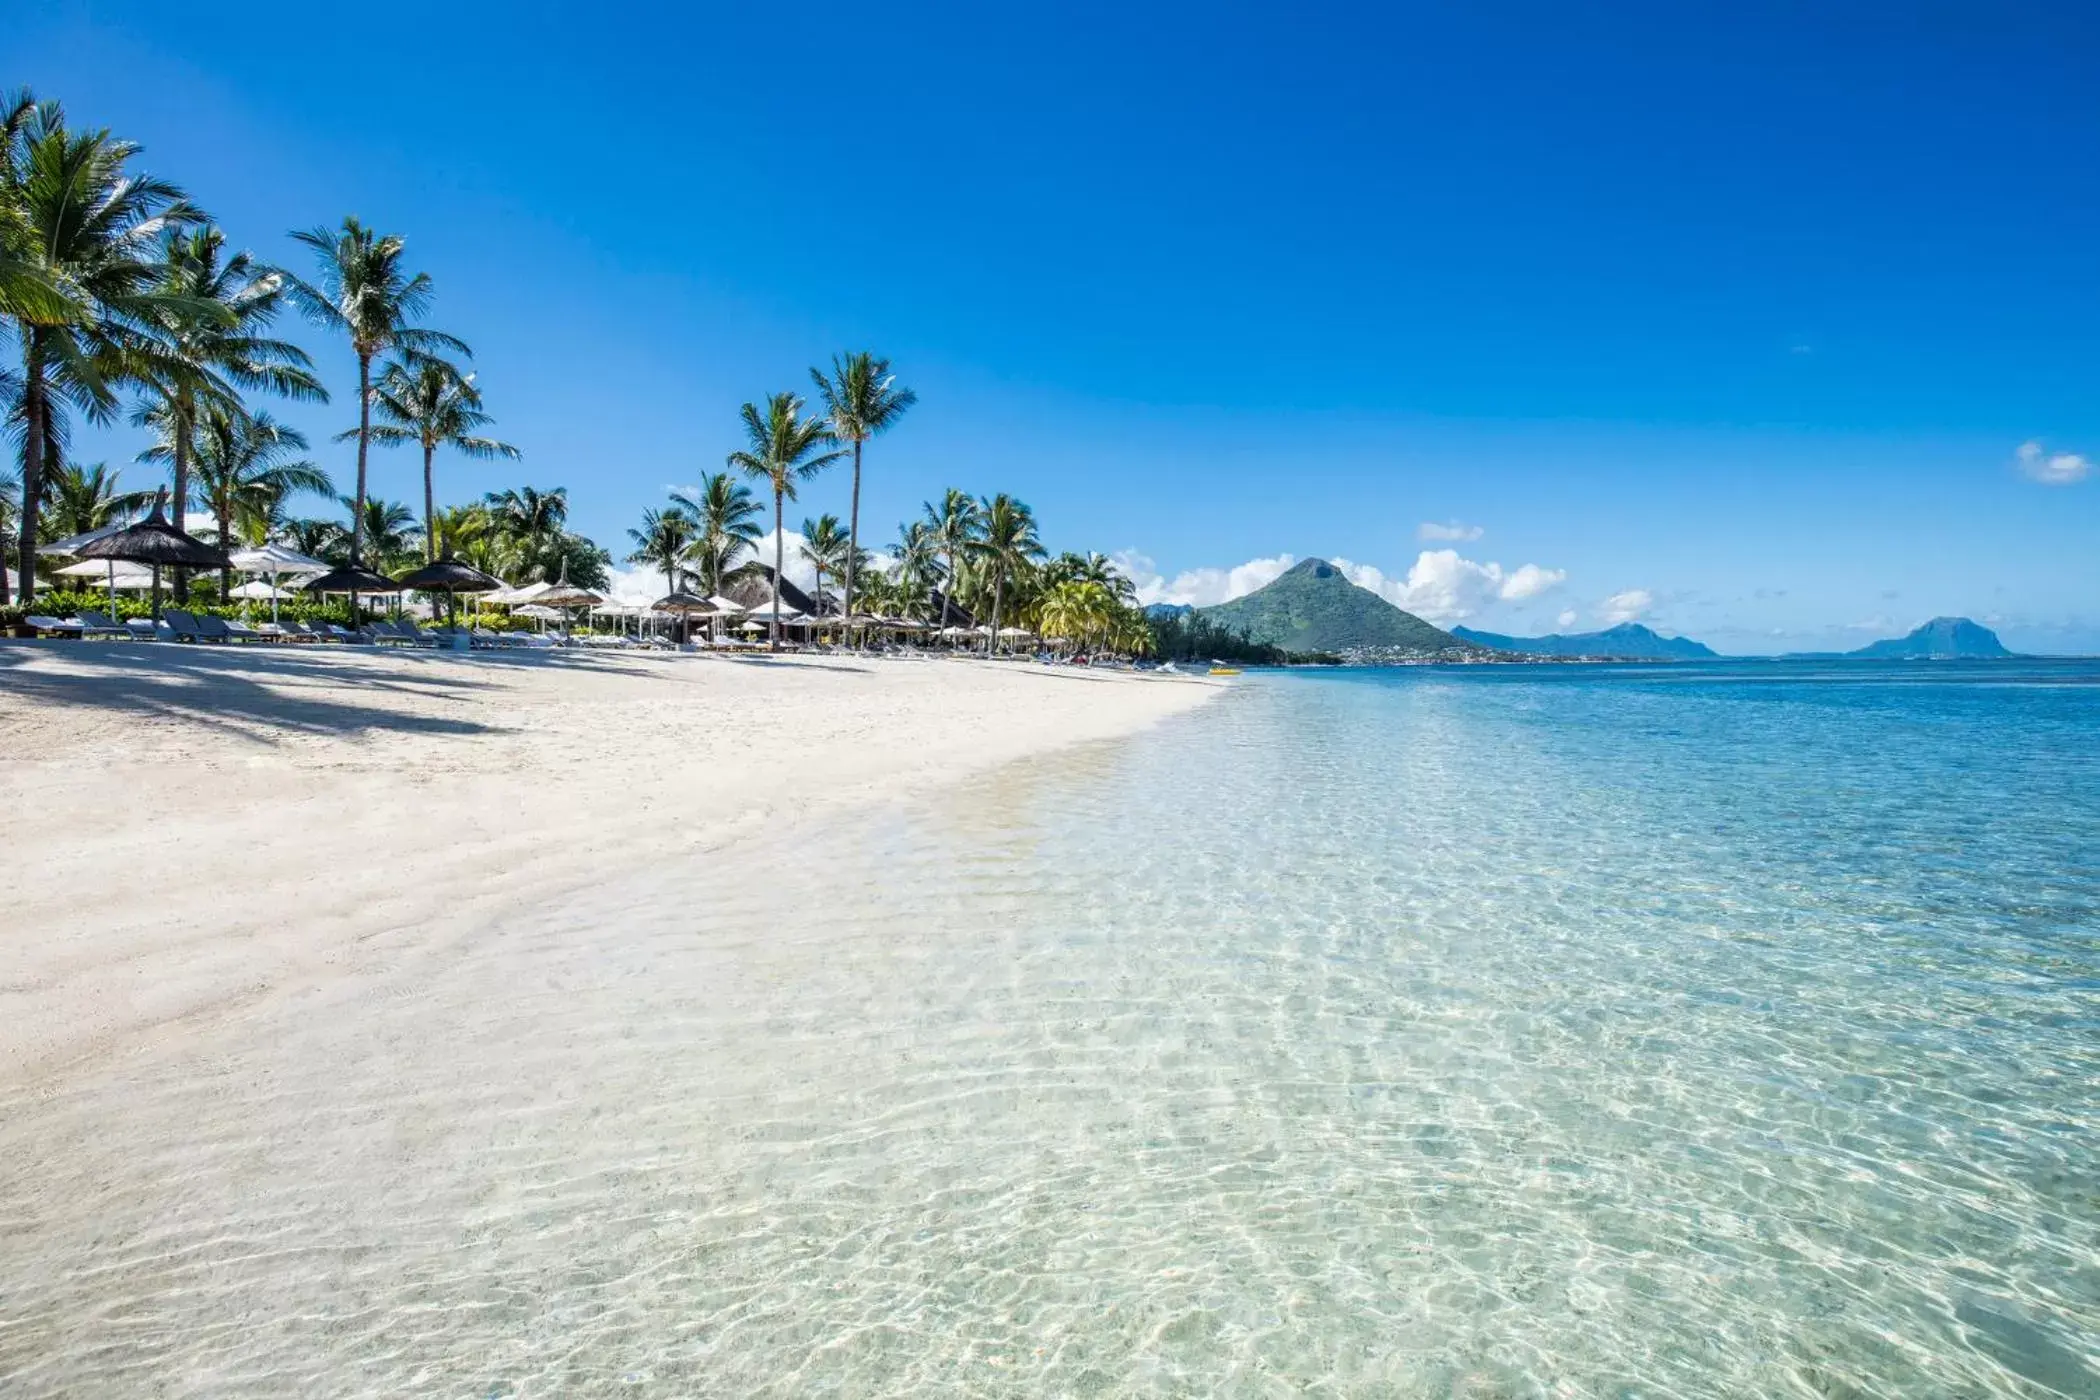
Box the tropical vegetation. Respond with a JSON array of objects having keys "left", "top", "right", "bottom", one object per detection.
[{"left": 7, "top": 86, "right": 1207, "bottom": 660}]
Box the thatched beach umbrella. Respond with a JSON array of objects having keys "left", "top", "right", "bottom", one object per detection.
[
  {"left": 74, "top": 494, "right": 230, "bottom": 622},
  {"left": 303, "top": 562, "right": 398, "bottom": 627},
  {"left": 395, "top": 557, "right": 505, "bottom": 635},
  {"left": 651, "top": 589, "right": 718, "bottom": 644}
]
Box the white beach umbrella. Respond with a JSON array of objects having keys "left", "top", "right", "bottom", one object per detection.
[
  {"left": 38, "top": 520, "right": 134, "bottom": 557},
  {"left": 227, "top": 543, "right": 327, "bottom": 575},
  {"left": 55, "top": 558, "right": 155, "bottom": 591},
  {"left": 229, "top": 579, "right": 296, "bottom": 600},
  {"left": 228, "top": 543, "right": 329, "bottom": 623},
  {"left": 703, "top": 594, "right": 746, "bottom": 613}
]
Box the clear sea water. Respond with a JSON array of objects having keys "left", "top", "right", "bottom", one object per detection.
[{"left": 3, "top": 660, "right": 2096, "bottom": 1396}]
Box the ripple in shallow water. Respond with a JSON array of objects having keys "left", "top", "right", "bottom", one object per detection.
[{"left": 2, "top": 662, "right": 2096, "bottom": 1396}]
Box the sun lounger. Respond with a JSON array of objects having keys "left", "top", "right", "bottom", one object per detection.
[
  {"left": 395, "top": 620, "right": 438, "bottom": 647},
  {"left": 125, "top": 618, "right": 160, "bottom": 641},
  {"left": 25, "top": 615, "right": 84, "bottom": 637},
  {"left": 191, "top": 614, "right": 251, "bottom": 643},
  {"left": 162, "top": 608, "right": 205, "bottom": 642},
  {"left": 269, "top": 620, "right": 314, "bottom": 642},
  {"left": 77, "top": 610, "right": 128, "bottom": 639}
]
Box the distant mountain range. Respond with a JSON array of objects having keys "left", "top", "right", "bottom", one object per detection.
[
  {"left": 1195, "top": 559, "right": 1474, "bottom": 656},
  {"left": 1453, "top": 622, "right": 1719, "bottom": 660},
  {"left": 1795, "top": 616, "right": 2013, "bottom": 660}
]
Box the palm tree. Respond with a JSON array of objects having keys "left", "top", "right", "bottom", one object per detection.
[
  {"left": 800, "top": 513, "right": 849, "bottom": 616},
  {"left": 923, "top": 488, "right": 983, "bottom": 632},
  {"left": 343, "top": 495, "right": 420, "bottom": 574},
  {"left": 726, "top": 392, "right": 844, "bottom": 650},
  {"left": 186, "top": 409, "right": 331, "bottom": 597},
  {"left": 131, "top": 227, "right": 326, "bottom": 580},
  {"left": 484, "top": 484, "right": 566, "bottom": 551},
  {"left": 483, "top": 485, "right": 589, "bottom": 583},
  {"left": 891, "top": 518, "right": 941, "bottom": 621},
  {"left": 626, "top": 506, "right": 695, "bottom": 598},
  {"left": 671, "top": 471, "right": 761, "bottom": 598},
  {"left": 285, "top": 218, "right": 466, "bottom": 566},
  {"left": 968, "top": 493, "right": 1044, "bottom": 652},
  {"left": 39, "top": 461, "right": 156, "bottom": 538},
  {"left": 4, "top": 92, "right": 201, "bottom": 603},
  {"left": 361, "top": 356, "right": 518, "bottom": 559},
  {"left": 278, "top": 515, "right": 345, "bottom": 562},
  {"left": 809, "top": 352, "right": 915, "bottom": 632},
  {"left": 429, "top": 502, "right": 496, "bottom": 567}
]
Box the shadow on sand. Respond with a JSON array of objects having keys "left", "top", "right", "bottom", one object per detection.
[{"left": 0, "top": 641, "right": 555, "bottom": 744}]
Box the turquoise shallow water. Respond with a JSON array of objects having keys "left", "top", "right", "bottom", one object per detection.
[{"left": 3, "top": 660, "right": 2096, "bottom": 1396}]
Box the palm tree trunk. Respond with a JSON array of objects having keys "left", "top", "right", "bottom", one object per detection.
[
  {"left": 770, "top": 487, "right": 784, "bottom": 652},
  {"left": 990, "top": 573, "right": 1003, "bottom": 655},
  {"left": 170, "top": 395, "right": 191, "bottom": 601},
  {"left": 843, "top": 438, "right": 862, "bottom": 641},
  {"left": 218, "top": 502, "right": 233, "bottom": 601},
  {"left": 940, "top": 548, "right": 955, "bottom": 633},
  {"left": 352, "top": 352, "right": 372, "bottom": 563},
  {"left": 14, "top": 341, "right": 47, "bottom": 605},
  {"left": 422, "top": 438, "right": 437, "bottom": 561}
]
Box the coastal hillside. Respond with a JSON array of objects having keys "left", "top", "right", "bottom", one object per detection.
[
  {"left": 1454, "top": 622, "right": 1718, "bottom": 660},
  {"left": 1848, "top": 617, "right": 2011, "bottom": 659},
  {"left": 1197, "top": 558, "right": 1471, "bottom": 655}
]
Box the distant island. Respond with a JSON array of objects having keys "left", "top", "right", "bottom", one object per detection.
[
  {"left": 1160, "top": 559, "right": 2021, "bottom": 666},
  {"left": 1455, "top": 622, "right": 1719, "bottom": 661},
  {"left": 1194, "top": 559, "right": 1483, "bottom": 662},
  {"left": 1788, "top": 616, "right": 2014, "bottom": 660}
]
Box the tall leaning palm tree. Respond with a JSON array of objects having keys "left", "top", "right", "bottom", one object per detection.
[
  {"left": 810, "top": 352, "right": 914, "bottom": 629},
  {"left": 4, "top": 92, "right": 201, "bottom": 604},
  {"left": 185, "top": 408, "right": 332, "bottom": 597},
  {"left": 360, "top": 356, "right": 518, "bottom": 559},
  {"left": 968, "top": 493, "right": 1044, "bottom": 653},
  {"left": 923, "top": 487, "right": 984, "bottom": 632},
  {"left": 284, "top": 218, "right": 466, "bottom": 566},
  {"left": 727, "top": 392, "right": 844, "bottom": 650},
  {"left": 133, "top": 227, "right": 326, "bottom": 563}
]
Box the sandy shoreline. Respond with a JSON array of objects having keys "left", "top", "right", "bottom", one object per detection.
[{"left": 0, "top": 642, "right": 1217, "bottom": 1089}]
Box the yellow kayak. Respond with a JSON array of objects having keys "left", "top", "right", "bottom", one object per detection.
[{"left": 1208, "top": 666, "right": 1242, "bottom": 676}]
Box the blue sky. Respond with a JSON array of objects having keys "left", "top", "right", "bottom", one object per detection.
[{"left": 15, "top": 2, "right": 2099, "bottom": 652}]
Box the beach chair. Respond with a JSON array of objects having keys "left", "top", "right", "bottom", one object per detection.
[
  {"left": 125, "top": 617, "right": 161, "bottom": 641},
  {"left": 78, "top": 610, "right": 128, "bottom": 640},
  {"left": 162, "top": 608, "right": 205, "bottom": 642},
  {"left": 396, "top": 619, "right": 438, "bottom": 647},
  {"left": 25, "top": 615, "right": 84, "bottom": 638},
  {"left": 192, "top": 614, "right": 251, "bottom": 643},
  {"left": 275, "top": 620, "right": 315, "bottom": 642},
  {"left": 224, "top": 616, "right": 263, "bottom": 642}
]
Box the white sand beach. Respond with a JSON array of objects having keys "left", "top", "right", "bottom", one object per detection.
[{"left": 0, "top": 643, "right": 1217, "bottom": 1089}]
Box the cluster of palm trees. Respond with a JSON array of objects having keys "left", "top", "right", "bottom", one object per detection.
[
  {"left": 631, "top": 460, "right": 1153, "bottom": 654},
  {"left": 0, "top": 88, "right": 596, "bottom": 608}
]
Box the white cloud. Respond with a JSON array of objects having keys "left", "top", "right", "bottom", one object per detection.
[
  {"left": 602, "top": 563, "right": 669, "bottom": 605},
  {"left": 1598, "top": 589, "right": 1653, "bottom": 625},
  {"left": 1557, "top": 609, "right": 1579, "bottom": 628},
  {"left": 1417, "top": 521, "right": 1485, "bottom": 543},
  {"left": 1122, "top": 546, "right": 1566, "bottom": 621},
  {"left": 1330, "top": 550, "right": 1566, "bottom": 623},
  {"left": 2015, "top": 440, "right": 2091, "bottom": 485},
  {"left": 1118, "top": 550, "right": 1296, "bottom": 608},
  {"left": 1500, "top": 562, "right": 1566, "bottom": 601}
]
